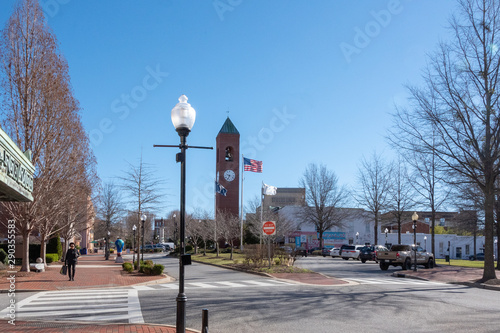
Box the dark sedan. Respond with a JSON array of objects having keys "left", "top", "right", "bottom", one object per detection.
[{"left": 359, "top": 245, "right": 388, "bottom": 263}]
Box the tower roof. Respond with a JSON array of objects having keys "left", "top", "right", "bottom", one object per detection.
[{"left": 218, "top": 117, "right": 239, "bottom": 135}]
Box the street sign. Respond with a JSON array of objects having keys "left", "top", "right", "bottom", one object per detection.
[{"left": 263, "top": 221, "right": 276, "bottom": 235}]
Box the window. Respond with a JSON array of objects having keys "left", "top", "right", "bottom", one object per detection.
[
  {"left": 440, "top": 218, "right": 445, "bottom": 226},
  {"left": 425, "top": 217, "right": 429, "bottom": 223},
  {"left": 439, "top": 242, "right": 444, "bottom": 254},
  {"left": 365, "top": 224, "right": 370, "bottom": 233},
  {"left": 465, "top": 244, "right": 470, "bottom": 255}
]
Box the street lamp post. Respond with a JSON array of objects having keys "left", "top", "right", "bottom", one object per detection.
[
  {"left": 132, "top": 225, "right": 137, "bottom": 266},
  {"left": 154, "top": 95, "right": 212, "bottom": 333},
  {"left": 355, "top": 232, "right": 359, "bottom": 244},
  {"left": 412, "top": 212, "right": 418, "bottom": 272},
  {"left": 424, "top": 236, "right": 427, "bottom": 252},
  {"left": 384, "top": 228, "right": 388, "bottom": 247},
  {"left": 141, "top": 214, "right": 147, "bottom": 262},
  {"left": 173, "top": 214, "right": 177, "bottom": 249}
]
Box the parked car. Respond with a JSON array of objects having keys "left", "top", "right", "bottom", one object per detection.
[
  {"left": 338, "top": 244, "right": 351, "bottom": 256},
  {"left": 322, "top": 248, "right": 332, "bottom": 257},
  {"left": 377, "top": 244, "right": 434, "bottom": 270},
  {"left": 278, "top": 246, "right": 293, "bottom": 255},
  {"left": 359, "top": 245, "right": 388, "bottom": 263},
  {"left": 308, "top": 247, "right": 321, "bottom": 254},
  {"left": 341, "top": 245, "right": 364, "bottom": 260},
  {"left": 330, "top": 247, "right": 341, "bottom": 258},
  {"left": 468, "top": 252, "right": 496, "bottom": 261},
  {"left": 294, "top": 247, "right": 307, "bottom": 257}
]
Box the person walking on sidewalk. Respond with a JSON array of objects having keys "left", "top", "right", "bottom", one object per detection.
[{"left": 65, "top": 242, "right": 79, "bottom": 281}]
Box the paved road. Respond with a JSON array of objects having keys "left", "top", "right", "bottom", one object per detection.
[{"left": 2, "top": 255, "right": 499, "bottom": 332}]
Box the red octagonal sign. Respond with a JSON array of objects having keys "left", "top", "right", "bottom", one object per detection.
[{"left": 263, "top": 221, "right": 276, "bottom": 235}]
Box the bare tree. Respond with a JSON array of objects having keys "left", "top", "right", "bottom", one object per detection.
[
  {"left": 390, "top": 0, "right": 500, "bottom": 281},
  {"left": 354, "top": 152, "right": 393, "bottom": 245},
  {"left": 403, "top": 142, "right": 450, "bottom": 257},
  {"left": 118, "top": 155, "right": 164, "bottom": 270},
  {"left": 193, "top": 210, "right": 213, "bottom": 255},
  {"left": 0, "top": 0, "right": 95, "bottom": 271},
  {"left": 217, "top": 209, "right": 240, "bottom": 260},
  {"left": 95, "top": 182, "right": 123, "bottom": 257},
  {"left": 244, "top": 195, "right": 280, "bottom": 244},
  {"left": 386, "top": 156, "right": 416, "bottom": 243},
  {"left": 299, "top": 163, "right": 350, "bottom": 250}
]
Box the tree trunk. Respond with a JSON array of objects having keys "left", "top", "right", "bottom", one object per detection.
[
  {"left": 21, "top": 230, "right": 30, "bottom": 272},
  {"left": 482, "top": 187, "right": 497, "bottom": 281},
  {"left": 431, "top": 210, "right": 436, "bottom": 262},
  {"left": 136, "top": 224, "right": 141, "bottom": 271},
  {"left": 373, "top": 213, "right": 378, "bottom": 245},
  {"left": 40, "top": 234, "right": 47, "bottom": 267},
  {"left": 397, "top": 216, "right": 401, "bottom": 244}
]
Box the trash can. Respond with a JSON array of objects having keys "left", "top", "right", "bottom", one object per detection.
[
  {"left": 445, "top": 255, "right": 450, "bottom": 262},
  {"left": 80, "top": 248, "right": 87, "bottom": 255}
]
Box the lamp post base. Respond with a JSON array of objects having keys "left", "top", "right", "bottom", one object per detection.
[{"left": 176, "top": 293, "right": 187, "bottom": 333}]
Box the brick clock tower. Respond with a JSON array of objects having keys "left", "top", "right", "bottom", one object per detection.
[{"left": 216, "top": 117, "right": 240, "bottom": 218}]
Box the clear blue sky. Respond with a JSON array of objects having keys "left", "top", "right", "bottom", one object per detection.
[{"left": 0, "top": 0, "right": 458, "bottom": 217}]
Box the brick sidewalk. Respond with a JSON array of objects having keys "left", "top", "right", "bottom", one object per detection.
[
  {"left": 0, "top": 254, "right": 202, "bottom": 332},
  {"left": 0, "top": 253, "right": 169, "bottom": 291},
  {"left": 0, "top": 321, "right": 194, "bottom": 333}
]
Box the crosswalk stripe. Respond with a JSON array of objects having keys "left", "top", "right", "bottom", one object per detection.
[
  {"left": 213, "top": 281, "right": 247, "bottom": 287},
  {"left": 0, "top": 289, "right": 143, "bottom": 324},
  {"left": 14, "top": 307, "right": 124, "bottom": 317},
  {"left": 149, "top": 279, "right": 294, "bottom": 290},
  {"left": 189, "top": 282, "right": 219, "bottom": 288},
  {"left": 128, "top": 289, "right": 144, "bottom": 323},
  {"left": 158, "top": 283, "right": 179, "bottom": 289},
  {"left": 346, "top": 278, "right": 446, "bottom": 286},
  {"left": 242, "top": 280, "right": 284, "bottom": 286},
  {"left": 132, "top": 285, "right": 155, "bottom": 290}
]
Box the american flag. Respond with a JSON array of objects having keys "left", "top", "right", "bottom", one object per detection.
[{"left": 244, "top": 158, "right": 263, "bottom": 173}]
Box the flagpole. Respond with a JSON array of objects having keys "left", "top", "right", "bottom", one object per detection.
[
  {"left": 260, "top": 181, "right": 263, "bottom": 246},
  {"left": 214, "top": 177, "right": 218, "bottom": 257},
  {"left": 240, "top": 154, "right": 244, "bottom": 251}
]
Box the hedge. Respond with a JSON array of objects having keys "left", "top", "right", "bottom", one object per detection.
[{"left": 45, "top": 253, "right": 59, "bottom": 263}]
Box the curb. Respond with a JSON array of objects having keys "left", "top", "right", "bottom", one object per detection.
[
  {"left": 392, "top": 272, "right": 500, "bottom": 291},
  {"left": 191, "top": 259, "right": 354, "bottom": 286}
]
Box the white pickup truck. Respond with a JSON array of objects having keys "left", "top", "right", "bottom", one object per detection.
[{"left": 376, "top": 244, "right": 435, "bottom": 271}]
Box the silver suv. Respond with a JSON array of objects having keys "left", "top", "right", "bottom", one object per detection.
[{"left": 341, "top": 245, "right": 364, "bottom": 260}]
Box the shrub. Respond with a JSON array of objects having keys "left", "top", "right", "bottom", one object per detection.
[
  {"left": 122, "top": 262, "right": 133, "bottom": 272},
  {"left": 0, "top": 248, "right": 7, "bottom": 265},
  {"left": 142, "top": 264, "right": 153, "bottom": 275},
  {"left": 45, "top": 253, "right": 59, "bottom": 264},
  {"left": 145, "top": 260, "right": 154, "bottom": 266},
  {"left": 152, "top": 264, "right": 164, "bottom": 275},
  {"left": 47, "top": 233, "right": 63, "bottom": 259},
  {"left": 185, "top": 244, "right": 193, "bottom": 252}
]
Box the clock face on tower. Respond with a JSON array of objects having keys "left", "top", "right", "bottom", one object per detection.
[{"left": 224, "top": 169, "right": 235, "bottom": 182}]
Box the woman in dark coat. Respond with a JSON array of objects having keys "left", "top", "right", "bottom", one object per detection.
[{"left": 65, "top": 242, "right": 79, "bottom": 281}]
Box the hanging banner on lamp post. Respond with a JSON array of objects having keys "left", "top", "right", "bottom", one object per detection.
[{"left": 263, "top": 221, "right": 276, "bottom": 236}]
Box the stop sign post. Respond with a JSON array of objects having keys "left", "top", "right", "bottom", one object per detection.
[
  {"left": 263, "top": 221, "right": 276, "bottom": 236},
  {"left": 262, "top": 221, "right": 276, "bottom": 269}
]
